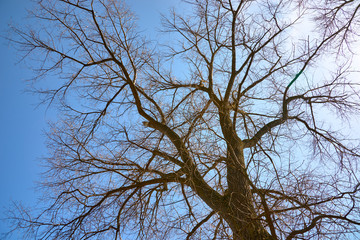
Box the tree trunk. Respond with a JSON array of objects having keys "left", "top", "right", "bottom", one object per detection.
[
  {"left": 225, "top": 165, "right": 275, "bottom": 239},
  {"left": 224, "top": 143, "right": 275, "bottom": 240},
  {"left": 219, "top": 109, "right": 275, "bottom": 239}
]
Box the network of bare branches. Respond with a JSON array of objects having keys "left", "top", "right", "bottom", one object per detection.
[{"left": 5, "top": 0, "right": 360, "bottom": 239}]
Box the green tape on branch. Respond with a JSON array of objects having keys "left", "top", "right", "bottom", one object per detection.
[{"left": 287, "top": 70, "right": 303, "bottom": 88}]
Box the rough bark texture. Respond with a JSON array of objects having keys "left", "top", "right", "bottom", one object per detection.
[
  {"left": 218, "top": 108, "right": 275, "bottom": 239},
  {"left": 225, "top": 158, "right": 275, "bottom": 240}
]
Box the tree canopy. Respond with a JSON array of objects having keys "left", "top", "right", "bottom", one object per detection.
[{"left": 7, "top": 0, "right": 360, "bottom": 239}]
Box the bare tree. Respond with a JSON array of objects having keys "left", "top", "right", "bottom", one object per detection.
[{"left": 7, "top": 0, "right": 360, "bottom": 239}]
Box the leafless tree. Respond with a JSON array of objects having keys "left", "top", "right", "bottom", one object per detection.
[{"left": 7, "top": 0, "right": 360, "bottom": 239}]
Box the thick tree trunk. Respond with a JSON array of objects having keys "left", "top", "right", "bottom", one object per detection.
[
  {"left": 218, "top": 109, "right": 276, "bottom": 239},
  {"left": 224, "top": 146, "right": 274, "bottom": 240},
  {"left": 225, "top": 165, "right": 275, "bottom": 239}
]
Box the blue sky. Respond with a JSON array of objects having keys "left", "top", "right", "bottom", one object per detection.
[
  {"left": 0, "top": 0, "right": 180, "bottom": 238},
  {"left": 0, "top": 0, "right": 43, "bottom": 238}
]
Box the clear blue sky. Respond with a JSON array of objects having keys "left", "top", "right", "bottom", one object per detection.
[
  {"left": 0, "top": 0, "right": 43, "bottom": 238},
  {"left": 0, "top": 0, "right": 181, "bottom": 238}
]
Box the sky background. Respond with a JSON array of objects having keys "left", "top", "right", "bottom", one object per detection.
[
  {"left": 0, "top": 0, "right": 181, "bottom": 238},
  {"left": 0, "top": 0, "right": 42, "bottom": 238}
]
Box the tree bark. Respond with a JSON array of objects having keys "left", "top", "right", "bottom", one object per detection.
[
  {"left": 219, "top": 108, "right": 275, "bottom": 240},
  {"left": 225, "top": 156, "right": 275, "bottom": 240}
]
